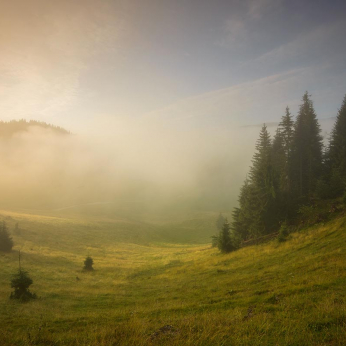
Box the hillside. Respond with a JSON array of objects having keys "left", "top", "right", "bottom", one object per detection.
[
  {"left": 0, "top": 120, "right": 69, "bottom": 137},
  {"left": 0, "top": 209, "right": 345, "bottom": 345}
]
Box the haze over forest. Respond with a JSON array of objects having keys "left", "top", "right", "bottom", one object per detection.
[{"left": 2, "top": 0, "right": 346, "bottom": 217}]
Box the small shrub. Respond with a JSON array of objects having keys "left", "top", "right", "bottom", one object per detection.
[
  {"left": 278, "top": 222, "right": 289, "bottom": 242},
  {"left": 298, "top": 204, "right": 326, "bottom": 226},
  {"left": 211, "top": 235, "right": 218, "bottom": 247},
  {"left": 10, "top": 269, "right": 37, "bottom": 302},
  {"left": 83, "top": 256, "right": 94, "bottom": 271}
]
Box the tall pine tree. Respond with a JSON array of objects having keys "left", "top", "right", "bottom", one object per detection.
[
  {"left": 277, "top": 107, "right": 294, "bottom": 194},
  {"left": 231, "top": 178, "right": 256, "bottom": 241},
  {"left": 271, "top": 107, "right": 295, "bottom": 217},
  {"left": 327, "top": 95, "right": 346, "bottom": 195},
  {"left": 232, "top": 125, "right": 277, "bottom": 240},
  {"left": 290, "top": 92, "right": 323, "bottom": 201}
]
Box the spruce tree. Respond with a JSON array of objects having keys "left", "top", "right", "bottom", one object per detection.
[
  {"left": 83, "top": 256, "right": 94, "bottom": 271},
  {"left": 0, "top": 221, "right": 14, "bottom": 252},
  {"left": 231, "top": 179, "right": 252, "bottom": 241},
  {"left": 325, "top": 94, "right": 346, "bottom": 196},
  {"left": 271, "top": 108, "right": 295, "bottom": 219},
  {"left": 277, "top": 107, "right": 294, "bottom": 194},
  {"left": 232, "top": 125, "right": 278, "bottom": 240},
  {"left": 271, "top": 129, "right": 287, "bottom": 222},
  {"left": 10, "top": 269, "right": 37, "bottom": 301},
  {"left": 272, "top": 129, "right": 286, "bottom": 193},
  {"left": 218, "top": 220, "right": 234, "bottom": 253},
  {"left": 249, "top": 124, "right": 272, "bottom": 189},
  {"left": 248, "top": 124, "right": 277, "bottom": 236},
  {"left": 290, "top": 92, "right": 323, "bottom": 201},
  {"left": 279, "top": 107, "right": 294, "bottom": 162}
]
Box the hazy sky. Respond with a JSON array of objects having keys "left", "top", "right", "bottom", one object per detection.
[{"left": 1, "top": 0, "right": 346, "bottom": 132}]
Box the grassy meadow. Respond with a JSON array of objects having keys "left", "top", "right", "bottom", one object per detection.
[{"left": 0, "top": 208, "right": 345, "bottom": 345}]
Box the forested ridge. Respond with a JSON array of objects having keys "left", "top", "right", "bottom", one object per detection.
[
  {"left": 0, "top": 119, "right": 69, "bottom": 137},
  {"left": 229, "top": 92, "right": 346, "bottom": 248}
]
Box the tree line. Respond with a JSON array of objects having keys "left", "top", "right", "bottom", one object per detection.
[
  {"left": 217, "top": 92, "right": 346, "bottom": 252},
  {"left": 0, "top": 119, "right": 69, "bottom": 137}
]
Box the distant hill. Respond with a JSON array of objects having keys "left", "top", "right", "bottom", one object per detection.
[{"left": 0, "top": 120, "right": 70, "bottom": 137}]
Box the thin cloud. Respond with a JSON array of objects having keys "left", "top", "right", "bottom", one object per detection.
[
  {"left": 143, "top": 68, "right": 304, "bottom": 126},
  {"left": 245, "top": 19, "right": 346, "bottom": 69}
]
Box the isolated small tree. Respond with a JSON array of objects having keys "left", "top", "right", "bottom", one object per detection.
[
  {"left": 218, "top": 220, "right": 235, "bottom": 253},
  {"left": 278, "top": 221, "right": 289, "bottom": 243},
  {"left": 83, "top": 256, "right": 94, "bottom": 271},
  {"left": 0, "top": 221, "right": 14, "bottom": 252},
  {"left": 10, "top": 269, "right": 37, "bottom": 301}
]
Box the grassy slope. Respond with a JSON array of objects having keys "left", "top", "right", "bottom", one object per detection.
[{"left": 0, "top": 209, "right": 345, "bottom": 345}]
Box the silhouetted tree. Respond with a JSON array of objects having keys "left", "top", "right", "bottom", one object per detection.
[
  {"left": 0, "top": 221, "right": 14, "bottom": 252},
  {"left": 322, "top": 94, "right": 346, "bottom": 197},
  {"left": 249, "top": 124, "right": 277, "bottom": 236},
  {"left": 290, "top": 92, "right": 323, "bottom": 201},
  {"left": 83, "top": 256, "right": 94, "bottom": 271},
  {"left": 218, "top": 220, "right": 235, "bottom": 253},
  {"left": 232, "top": 178, "right": 256, "bottom": 240},
  {"left": 276, "top": 107, "right": 294, "bottom": 195}
]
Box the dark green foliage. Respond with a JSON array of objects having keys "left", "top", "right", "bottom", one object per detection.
[
  {"left": 273, "top": 107, "right": 295, "bottom": 214},
  {"left": 231, "top": 181, "right": 253, "bottom": 241},
  {"left": 278, "top": 222, "right": 289, "bottom": 242},
  {"left": 10, "top": 269, "right": 37, "bottom": 301},
  {"left": 217, "top": 220, "right": 235, "bottom": 253},
  {"left": 0, "top": 221, "right": 14, "bottom": 252},
  {"left": 279, "top": 107, "right": 294, "bottom": 163},
  {"left": 83, "top": 256, "right": 94, "bottom": 271},
  {"left": 232, "top": 125, "right": 279, "bottom": 241},
  {"left": 297, "top": 205, "right": 323, "bottom": 226},
  {"left": 328, "top": 95, "right": 346, "bottom": 173},
  {"left": 316, "top": 169, "right": 345, "bottom": 199},
  {"left": 290, "top": 92, "right": 323, "bottom": 200},
  {"left": 230, "top": 92, "right": 346, "bottom": 245},
  {"left": 249, "top": 124, "right": 272, "bottom": 189},
  {"left": 324, "top": 95, "right": 346, "bottom": 197},
  {"left": 211, "top": 235, "right": 219, "bottom": 247},
  {"left": 272, "top": 129, "right": 286, "bottom": 190}
]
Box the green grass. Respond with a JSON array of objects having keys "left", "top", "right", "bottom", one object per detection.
[{"left": 0, "top": 209, "right": 345, "bottom": 345}]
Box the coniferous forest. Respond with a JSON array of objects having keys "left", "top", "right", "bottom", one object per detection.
[{"left": 228, "top": 92, "right": 346, "bottom": 249}]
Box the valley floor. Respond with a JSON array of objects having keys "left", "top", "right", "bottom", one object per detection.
[{"left": 0, "top": 210, "right": 345, "bottom": 345}]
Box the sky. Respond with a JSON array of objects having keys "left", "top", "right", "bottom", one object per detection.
[
  {"left": 1, "top": 0, "right": 346, "bottom": 133},
  {"left": 1, "top": 0, "right": 346, "bottom": 213}
]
